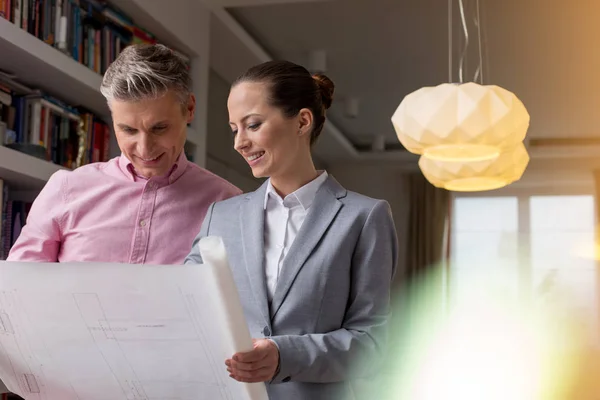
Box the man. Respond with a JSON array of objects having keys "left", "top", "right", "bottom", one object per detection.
[{"left": 7, "top": 43, "right": 241, "bottom": 264}]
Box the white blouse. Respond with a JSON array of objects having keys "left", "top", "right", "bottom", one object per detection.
[{"left": 263, "top": 171, "right": 329, "bottom": 302}]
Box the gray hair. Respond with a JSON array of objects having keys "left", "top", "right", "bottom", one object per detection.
[{"left": 100, "top": 43, "right": 192, "bottom": 106}]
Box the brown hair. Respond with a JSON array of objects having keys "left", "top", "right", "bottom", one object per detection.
[{"left": 232, "top": 60, "right": 335, "bottom": 145}]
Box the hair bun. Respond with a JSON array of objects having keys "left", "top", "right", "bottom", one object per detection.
[{"left": 313, "top": 73, "right": 335, "bottom": 110}]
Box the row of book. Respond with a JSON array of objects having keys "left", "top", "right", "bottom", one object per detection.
[
  {"left": 0, "top": 179, "right": 30, "bottom": 260},
  {"left": 0, "top": 0, "right": 190, "bottom": 75},
  {"left": 0, "top": 76, "right": 111, "bottom": 168}
]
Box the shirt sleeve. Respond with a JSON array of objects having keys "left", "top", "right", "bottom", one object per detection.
[{"left": 7, "top": 170, "right": 69, "bottom": 262}]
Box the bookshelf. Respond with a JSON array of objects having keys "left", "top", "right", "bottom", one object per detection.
[
  {"left": 0, "top": 3, "right": 204, "bottom": 190},
  {"left": 0, "top": 17, "right": 109, "bottom": 121},
  {"left": 0, "top": 145, "right": 64, "bottom": 191}
]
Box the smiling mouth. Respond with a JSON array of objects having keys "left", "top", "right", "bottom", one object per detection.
[
  {"left": 246, "top": 152, "right": 265, "bottom": 162},
  {"left": 138, "top": 154, "right": 164, "bottom": 163}
]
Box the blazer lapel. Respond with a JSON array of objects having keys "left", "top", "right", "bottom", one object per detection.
[
  {"left": 240, "top": 182, "right": 271, "bottom": 329},
  {"left": 270, "top": 177, "right": 346, "bottom": 318}
]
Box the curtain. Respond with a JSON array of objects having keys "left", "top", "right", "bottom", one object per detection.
[{"left": 405, "top": 172, "right": 451, "bottom": 279}]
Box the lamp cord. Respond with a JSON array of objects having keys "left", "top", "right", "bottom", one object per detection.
[
  {"left": 458, "top": 0, "right": 468, "bottom": 83},
  {"left": 473, "top": 0, "right": 484, "bottom": 84},
  {"left": 448, "top": 0, "right": 453, "bottom": 83},
  {"left": 455, "top": 0, "right": 485, "bottom": 84}
]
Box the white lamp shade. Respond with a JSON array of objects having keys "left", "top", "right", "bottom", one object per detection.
[
  {"left": 391, "top": 82, "right": 530, "bottom": 161},
  {"left": 418, "top": 142, "right": 530, "bottom": 192}
]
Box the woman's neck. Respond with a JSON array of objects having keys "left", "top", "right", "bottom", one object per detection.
[{"left": 270, "top": 160, "right": 319, "bottom": 198}]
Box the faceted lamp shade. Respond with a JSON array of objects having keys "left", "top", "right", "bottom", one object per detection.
[
  {"left": 391, "top": 82, "right": 530, "bottom": 162},
  {"left": 418, "top": 142, "right": 530, "bottom": 192}
]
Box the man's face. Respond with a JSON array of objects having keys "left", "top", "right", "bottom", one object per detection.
[{"left": 111, "top": 90, "right": 195, "bottom": 178}]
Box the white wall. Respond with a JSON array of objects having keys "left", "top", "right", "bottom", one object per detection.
[
  {"left": 328, "top": 163, "right": 411, "bottom": 277},
  {"left": 206, "top": 69, "right": 263, "bottom": 192}
]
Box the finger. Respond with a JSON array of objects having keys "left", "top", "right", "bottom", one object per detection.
[
  {"left": 230, "top": 365, "right": 272, "bottom": 379},
  {"left": 233, "top": 348, "right": 267, "bottom": 363},
  {"left": 229, "top": 357, "right": 271, "bottom": 372},
  {"left": 230, "top": 369, "right": 273, "bottom": 383}
]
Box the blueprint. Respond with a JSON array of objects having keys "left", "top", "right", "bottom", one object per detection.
[{"left": 0, "top": 237, "right": 268, "bottom": 400}]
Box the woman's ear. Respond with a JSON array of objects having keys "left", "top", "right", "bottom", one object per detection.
[{"left": 297, "top": 108, "right": 314, "bottom": 138}]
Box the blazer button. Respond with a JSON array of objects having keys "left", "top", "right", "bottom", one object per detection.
[
  {"left": 282, "top": 377, "right": 291, "bottom": 382},
  {"left": 262, "top": 326, "right": 271, "bottom": 336}
]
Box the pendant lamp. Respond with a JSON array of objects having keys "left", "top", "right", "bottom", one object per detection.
[
  {"left": 391, "top": 82, "right": 530, "bottom": 162},
  {"left": 391, "top": 0, "right": 530, "bottom": 191},
  {"left": 418, "top": 142, "right": 530, "bottom": 192}
]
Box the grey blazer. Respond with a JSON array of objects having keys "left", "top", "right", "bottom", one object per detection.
[{"left": 185, "top": 175, "right": 398, "bottom": 400}]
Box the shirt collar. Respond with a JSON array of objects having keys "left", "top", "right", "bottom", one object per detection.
[
  {"left": 118, "top": 151, "right": 189, "bottom": 184},
  {"left": 263, "top": 171, "right": 329, "bottom": 210}
]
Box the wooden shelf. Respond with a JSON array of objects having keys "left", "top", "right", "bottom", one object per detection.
[
  {"left": 0, "top": 146, "right": 65, "bottom": 191},
  {"left": 0, "top": 18, "right": 110, "bottom": 121}
]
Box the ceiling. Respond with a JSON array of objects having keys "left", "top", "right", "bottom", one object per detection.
[{"left": 210, "top": 0, "right": 600, "bottom": 157}]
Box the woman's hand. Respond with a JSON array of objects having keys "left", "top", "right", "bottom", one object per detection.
[{"left": 225, "top": 338, "right": 280, "bottom": 382}]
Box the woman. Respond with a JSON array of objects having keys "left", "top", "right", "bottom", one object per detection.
[{"left": 185, "top": 60, "right": 398, "bottom": 399}]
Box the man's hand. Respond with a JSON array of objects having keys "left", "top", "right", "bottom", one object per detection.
[{"left": 225, "top": 338, "right": 279, "bottom": 383}]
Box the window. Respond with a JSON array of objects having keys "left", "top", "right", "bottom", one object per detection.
[
  {"left": 450, "top": 193, "right": 599, "bottom": 345},
  {"left": 450, "top": 197, "right": 520, "bottom": 302},
  {"left": 529, "top": 195, "right": 598, "bottom": 342}
]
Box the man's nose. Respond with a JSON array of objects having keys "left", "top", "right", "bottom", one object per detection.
[{"left": 137, "top": 132, "right": 156, "bottom": 155}]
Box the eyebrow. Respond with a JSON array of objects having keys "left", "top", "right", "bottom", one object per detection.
[
  {"left": 116, "top": 123, "right": 133, "bottom": 130},
  {"left": 117, "top": 121, "right": 169, "bottom": 130},
  {"left": 229, "top": 113, "right": 261, "bottom": 126}
]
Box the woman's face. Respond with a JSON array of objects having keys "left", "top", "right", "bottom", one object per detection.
[{"left": 227, "top": 81, "right": 310, "bottom": 179}]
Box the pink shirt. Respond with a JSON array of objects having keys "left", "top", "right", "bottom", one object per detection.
[{"left": 7, "top": 153, "right": 242, "bottom": 264}]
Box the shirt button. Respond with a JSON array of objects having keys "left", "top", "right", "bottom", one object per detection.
[
  {"left": 140, "top": 220, "right": 146, "bottom": 227},
  {"left": 148, "top": 182, "right": 155, "bottom": 189}
]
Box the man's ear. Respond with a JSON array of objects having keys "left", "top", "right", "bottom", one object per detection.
[{"left": 186, "top": 93, "right": 196, "bottom": 123}]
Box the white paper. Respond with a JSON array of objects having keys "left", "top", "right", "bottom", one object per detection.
[{"left": 0, "top": 237, "right": 268, "bottom": 400}]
